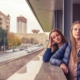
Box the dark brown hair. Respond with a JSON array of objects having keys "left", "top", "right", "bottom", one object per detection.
[{"left": 49, "top": 29, "right": 67, "bottom": 52}]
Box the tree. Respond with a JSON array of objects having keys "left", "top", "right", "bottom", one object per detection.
[
  {"left": 15, "top": 36, "right": 22, "bottom": 46},
  {"left": 7, "top": 32, "right": 22, "bottom": 47},
  {"left": 30, "top": 38, "right": 34, "bottom": 44},
  {"left": 21, "top": 37, "right": 26, "bottom": 44},
  {"left": 0, "top": 27, "right": 7, "bottom": 49}
]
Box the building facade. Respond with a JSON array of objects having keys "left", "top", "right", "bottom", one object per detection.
[
  {"left": 0, "top": 11, "right": 10, "bottom": 32},
  {"left": 17, "top": 16, "right": 27, "bottom": 34},
  {"left": 14, "top": 33, "right": 49, "bottom": 46}
]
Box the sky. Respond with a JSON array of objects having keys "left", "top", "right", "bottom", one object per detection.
[{"left": 0, "top": 0, "right": 44, "bottom": 33}]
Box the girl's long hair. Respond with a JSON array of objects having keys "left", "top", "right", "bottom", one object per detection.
[
  {"left": 70, "top": 21, "right": 80, "bottom": 62},
  {"left": 49, "top": 29, "right": 67, "bottom": 52}
]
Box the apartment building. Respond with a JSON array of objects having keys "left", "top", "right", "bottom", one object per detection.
[
  {"left": 17, "top": 16, "right": 27, "bottom": 34},
  {"left": 0, "top": 11, "right": 10, "bottom": 32}
]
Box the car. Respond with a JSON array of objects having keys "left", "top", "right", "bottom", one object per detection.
[
  {"left": 5, "top": 49, "right": 13, "bottom": 53},
  {"left": 27, "top": 48, "right": 33, "bottom": 53},
  {"left": 19, "top": 47, "right": 24, "bottom": 51},
  {"left": 25, "top": 49, "right": 28, "bottom": 51},
  {"left": 13, "top": 48, "right": 19, "bottom": 52}
]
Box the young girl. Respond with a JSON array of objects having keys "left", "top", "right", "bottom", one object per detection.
[
  {"left": 50, "top": 21, "right": 80, "bottom": 80},
  {"left": 43, "top": 29, "right": 67, "bottom": 62}
]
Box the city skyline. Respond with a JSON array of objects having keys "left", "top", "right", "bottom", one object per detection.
[{"left": 0, "top": 0, "right": 44, "bottom": 33}]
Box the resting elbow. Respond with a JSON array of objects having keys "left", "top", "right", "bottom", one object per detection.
[
  {"left": 43, "top": 58, "right": 49, "bottom": 62},
  {"left": 50, "top": 58, "right": 54, "bottom": 65}
]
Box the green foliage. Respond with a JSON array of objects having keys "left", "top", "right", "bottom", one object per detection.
[
  {"left": 7, "top": 32, "right": 22, "bottom": 47},
  {"left": 0, "top": 27, "right": 7, "bottom": 48},
  {"left": 30, "top": 38, "right": 34, "bottom": 44}
]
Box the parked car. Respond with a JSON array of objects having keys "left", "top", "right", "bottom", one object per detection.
[
  {"left": 19, "top": 47, "right": 24, "bottom": 51},
  {"left": 5, "top": 49, "right": 13, "bottom": 53},
  {"left": 27, "top": 48, "right": 33, "bottom": 53},
  {"left": 13, "top": 48, "right": 20, "bottom": 52}
]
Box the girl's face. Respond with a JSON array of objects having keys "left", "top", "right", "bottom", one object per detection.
[
  {"left": 50, "top": 31, "right": 62, "bottom": 44},
  {"left": 72, "top": 24, "right": 80, "bottom": 40}
]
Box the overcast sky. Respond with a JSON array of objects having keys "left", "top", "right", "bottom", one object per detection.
[{"left": 0, "top": 0, "right": 44, "bottom": 33}]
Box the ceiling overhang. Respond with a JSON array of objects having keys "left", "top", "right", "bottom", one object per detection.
[{"left": 26, "top": 0, "right": 80, "bottom": 32}]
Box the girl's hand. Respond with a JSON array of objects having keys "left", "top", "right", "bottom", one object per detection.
[
  {"left": 48, "top": 37, "right": 55, "bottom": 48},
  {"left": 60, "top": 63, "right": 68, "bottom": 74}
]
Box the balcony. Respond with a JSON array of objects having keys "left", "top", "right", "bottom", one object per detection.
[
  {"left": 6, "top": 23, "right": 9, "bottom": 26},
  {"left": 6, "top": 26, "right": 9, "bottom": 28},
  {"left": 0, "top": 18, "right": 2, "bottom": 20},
  {"left": 6, "top": 20, "right": 10, "bottom": 23},
  {"left": 0, "top": 21, "right": 2, "bottom": 24}
]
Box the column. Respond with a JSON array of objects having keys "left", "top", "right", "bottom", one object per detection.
[
  {"left": 63, "top": 0, "right": 73, "bottom": 40},
  {"left": 53, "top": 10, "right": 62, "bottom": 31}
]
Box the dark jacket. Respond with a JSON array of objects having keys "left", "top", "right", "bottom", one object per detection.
[
  {"left": 50, "top": 41, "right": 80, "bottom": 80},
  {"left": 50, "top": 42, "right": 68, "bottom": 66},
  {"left": 43, "top": 44, "right": 59, "bottom": 62}
]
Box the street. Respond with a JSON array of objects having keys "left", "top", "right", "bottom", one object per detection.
[{"left": 0, "top": 47, "right": 44, "bottom": 63}]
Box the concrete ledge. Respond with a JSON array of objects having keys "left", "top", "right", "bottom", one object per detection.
[{"left": 7, "top": 50, "right": 67, "bottom": 80}]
